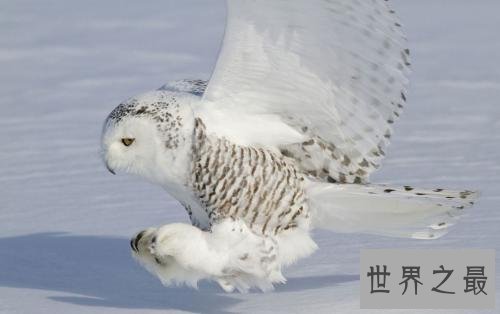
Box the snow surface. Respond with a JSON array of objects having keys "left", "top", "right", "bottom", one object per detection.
[{"left": 0, "top": 0, "right": 499, "bottom": 313}]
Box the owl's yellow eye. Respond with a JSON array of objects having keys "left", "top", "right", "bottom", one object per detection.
[{"left": 121, "top": 138, "right": 135, "bottom": 147}]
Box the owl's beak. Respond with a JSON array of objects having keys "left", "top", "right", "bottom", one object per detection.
[{"left": 106, "top": 162, "right": 116, "bottom": 175}]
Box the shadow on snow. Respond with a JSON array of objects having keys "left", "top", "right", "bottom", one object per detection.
[{"left": 0, "top": 233, "right": 358, "bottom": 312}]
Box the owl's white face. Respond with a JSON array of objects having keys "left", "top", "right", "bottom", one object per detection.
[
  {"left": 102, "top": 117, "right": 162, "bottom": 179},
  {"left": 101, "top": 90, "right": 196, "bottom": 191}
]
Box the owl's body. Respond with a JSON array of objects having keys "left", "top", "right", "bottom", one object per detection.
[{"left": 101, "top": 1, "right": 479, "bottom": 292}]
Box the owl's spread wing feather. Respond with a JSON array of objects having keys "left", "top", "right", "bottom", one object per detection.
[{"left": 197, "top": 0, "right": 411, "bottom": 183}]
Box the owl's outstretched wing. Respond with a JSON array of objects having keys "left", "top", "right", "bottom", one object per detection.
[{"left": 197, "top": 0, "right": 411, "bottom": 183}]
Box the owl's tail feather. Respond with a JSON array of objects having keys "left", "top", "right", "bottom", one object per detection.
[{"left": 307, "top": 182, "right": 479, "bottom": 239}]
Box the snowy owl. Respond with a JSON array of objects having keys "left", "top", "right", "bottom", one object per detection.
[{"left": 101, "top": 0, "right": 478, "bottom": 292}]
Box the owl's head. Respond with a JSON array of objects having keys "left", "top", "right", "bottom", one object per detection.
[{"left": 101, "top": 90, "right": 196, "bottom": 188}]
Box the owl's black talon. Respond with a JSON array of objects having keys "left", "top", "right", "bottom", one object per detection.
[{"left": 132, "top": 230, "right": 146, "bottom": 252}]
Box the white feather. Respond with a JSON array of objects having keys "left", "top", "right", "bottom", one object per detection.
[
  {"left": 198, "top": 0, "right": 410, "bottom": 177},
  {"left": 132, "top": 219, "right": 287, "bottom": 292},
  {"left": 306, "top": 181, "right": 479, "bottom": 239}
]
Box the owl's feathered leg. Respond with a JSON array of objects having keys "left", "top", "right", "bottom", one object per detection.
[{"left": 131, "top": 219, "right": 285, "bottom": 292}]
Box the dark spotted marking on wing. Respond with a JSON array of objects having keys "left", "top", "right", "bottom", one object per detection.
[
  {"left": 274, "top": 0, "right": 411, "bottom": 185},
  {"left": 239, "top": 253, "right": 249, "bottom": 261},
  {"left": 158, "top": 79, "right": 208, "bottom": 97}
]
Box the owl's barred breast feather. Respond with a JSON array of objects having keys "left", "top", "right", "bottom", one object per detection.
[{"left": 189, "top": 118, "right": 310, "bottom": 235}]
